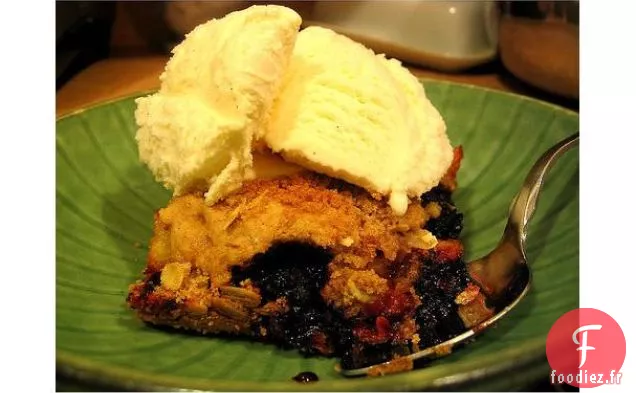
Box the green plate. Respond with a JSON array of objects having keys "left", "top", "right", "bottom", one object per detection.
[{"left": 56, "top": 81, "right": 579, "bottom": 391}]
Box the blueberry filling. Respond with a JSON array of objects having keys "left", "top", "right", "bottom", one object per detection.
[
  {"left": 230, "top": 190, "right": 472, "bottom": 370},
  {"left": 421, "top": 186, "right": 464, "bottom": 239}
]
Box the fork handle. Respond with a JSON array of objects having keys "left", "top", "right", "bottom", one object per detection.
[{"left": 508, "top": 132, "right": 579, "bottom": 256}]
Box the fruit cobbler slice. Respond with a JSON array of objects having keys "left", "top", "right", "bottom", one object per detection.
[{"left": 127, "top": 147, "right": 494, "bottom": 373}]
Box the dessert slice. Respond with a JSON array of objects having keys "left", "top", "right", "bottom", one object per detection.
[{"left": 127, "top": 149, "right": 494, "bottom": 372}]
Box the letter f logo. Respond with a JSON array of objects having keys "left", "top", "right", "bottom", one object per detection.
[{"left": 573, "top": 324, "right": 602, "bottom": 368}]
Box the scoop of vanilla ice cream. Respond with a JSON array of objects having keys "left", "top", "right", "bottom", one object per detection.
[
  {"left": 135, "top": 5, "right": 301, "bottom": 204},
  {"left": 264, "top": 26, "right": 454, "bottom": 215}
]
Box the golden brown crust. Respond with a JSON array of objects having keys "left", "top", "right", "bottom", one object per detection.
[
  {"left": 145, "top": 173, "right": 439, "bottom": 317},
  {"left": 367, "top": 356, "right": 414, "bottom": 377},
  {"left": 456, "top": 288, "right": 495, "bottom": 328}
]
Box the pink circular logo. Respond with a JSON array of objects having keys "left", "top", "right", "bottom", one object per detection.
[{"left": 546, "top": 308, "right": 626, "bottom": 388}]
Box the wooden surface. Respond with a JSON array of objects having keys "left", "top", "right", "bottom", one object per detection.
[{"left": 55, "top": 56, "right": 578, "bottom": 117}]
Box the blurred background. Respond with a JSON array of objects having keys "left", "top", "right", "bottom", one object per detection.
[{"left": 56, "top": 0, "right": 578, "bottom": 109}]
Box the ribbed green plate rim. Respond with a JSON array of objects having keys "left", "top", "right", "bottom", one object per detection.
[{"left": 56, "top": 80, "right": 579, "bottom": 391}]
